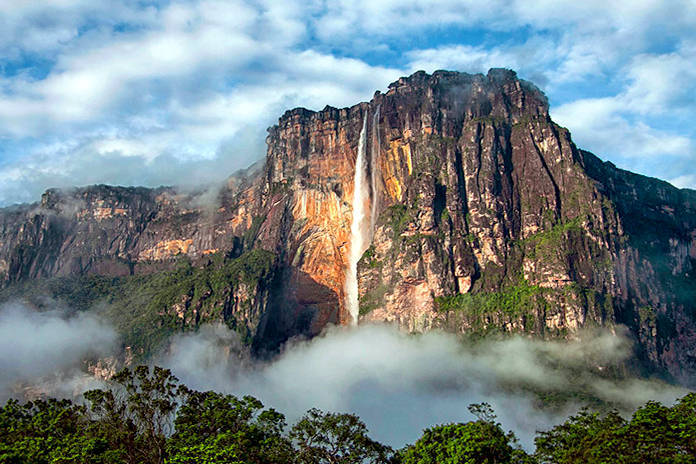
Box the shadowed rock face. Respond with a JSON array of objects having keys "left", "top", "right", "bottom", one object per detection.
[{"left": 1, "top": 69, "right": 695, "bottom": 383}]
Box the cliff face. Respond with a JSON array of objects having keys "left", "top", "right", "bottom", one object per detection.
[
  {"left": 0, "top": 161, "right": 264, "bottom": 282},
  {"left": 1, "top": 69, "right": 695, "bottom": 382}
]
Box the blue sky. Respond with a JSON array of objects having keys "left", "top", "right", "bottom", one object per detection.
[{"left": 0, "top": 0, "right": 695, "bottom": 206}]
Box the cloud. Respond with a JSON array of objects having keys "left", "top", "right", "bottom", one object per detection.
[
  {"left": 621, "top": 48, "right": 696, "bottom": 115},
  {"left": 405, "top": 45, "right": 525, "bottom": 74},
  {"left": 0, "top": 0, "right": 407, "bottom": 206},
  {"left": 0, "top": 0, "right": 695, "bottom": 206},
  {"left": 161, "top": 323, "right": 687, "bottom": 450},
  {"left": 669, "top": 174, "right": 696, "bottom": 190},
  {"left": 0, "top": 123, "right": 268, "bottom": 205},
  {"left": 550, "top": 43, "right": 696, "bottom": 185},
  {"left": 311, "top": 0, "right": 695, "bottom": 51},
  {"left": 0, "top": 45, "right": 405, "bottom": 205},
  {"left": 0, "top": 302, "right": 117, "bottom": 401},
  {"left": 403, "top": 39, "right": 559, "bottom": 88},
  {"left": 552, "top": 98, "right": 693, "bottom": 159}
]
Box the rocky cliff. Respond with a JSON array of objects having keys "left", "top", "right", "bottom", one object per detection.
[{"left": 1, "top": 69, "right": 694, "bottom": 382}]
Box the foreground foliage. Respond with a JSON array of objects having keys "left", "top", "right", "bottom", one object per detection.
[
  {"left": 535, "top": 394, "right": 696, "bottom": 463},
  {"left": 0, "top": 366, "right": 694, "bottom": 464}
]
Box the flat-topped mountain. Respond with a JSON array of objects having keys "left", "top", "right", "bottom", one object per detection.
[{"left": 1, "top": 69, "right": 695, "bottom": 384}]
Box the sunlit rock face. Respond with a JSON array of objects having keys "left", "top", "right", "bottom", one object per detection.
[{"left": 1, "top": 69, "right": 695, "bottom": 383}]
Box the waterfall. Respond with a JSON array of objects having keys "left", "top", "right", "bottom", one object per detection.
[
  {"left": 370, "top": 105, "right": 381, "bottom": 237},
  {"left": 345, "top": 113, "right": 369, "bottom": 325}
]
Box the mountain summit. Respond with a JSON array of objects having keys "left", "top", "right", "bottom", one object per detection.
[{"left": 1, "top": 69, "right": 695, "bottom": 383}]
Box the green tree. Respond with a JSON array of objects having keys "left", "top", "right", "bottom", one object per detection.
[
  {"left": 399, "top": 422, "right": 518, "bottom": 464},
  {"left": 84, "top": 365, "right": 187, "bottom": 464},
  {"left": 534, "top": 395, "right": 696, "bottom": 464},
  {"left": 398, "top": 404, "right": 532, "bottom": 464},
  {"left": 0, "top": 398, "right": 119, "bottom": 464},
  {"left": 534, "top": 408, "right": 625, "bottom": 464},
  {"left": 167, "top": 391, "right": 292, "bottom": 464},
  {"left": 290, "top": 408, "right": 392, "bottom": 464},
  {"left": 668, "top": 393, "right": 696, "bottom": 456}
]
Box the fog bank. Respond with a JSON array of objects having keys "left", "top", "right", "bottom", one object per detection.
[
  {"left": 0, "top": 305, "right": 688, "bottom": 449},
  {"left": 161, "top": 323, "right": 688, "bottom": 449},
  {"left": 0, "top": 302, "right": 116, "bottom": 401}
]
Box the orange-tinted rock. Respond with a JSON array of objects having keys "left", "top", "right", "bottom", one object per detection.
[{"left": 138, "top": 239, "right": 194, "bottom": 261}]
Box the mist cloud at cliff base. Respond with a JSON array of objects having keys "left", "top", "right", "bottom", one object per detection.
[
  {"left": 0, "top": 302, "right": 117, "bottom": 401},
  {"left": 0, "top": 302, "right": 689, "bottom": 449},
  {"left": 160, "top": 323, "right": 688, "bottom": 449}
]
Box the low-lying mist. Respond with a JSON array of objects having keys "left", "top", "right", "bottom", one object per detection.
[
  {"left": 159, "top": 323, "right": 688, "bottom": 449},
  {"left": 0, "top": 302, "right": 690, "bottom": 449},
  {"left": 0, "top": 302, "right": 116, "bottom": 402}
]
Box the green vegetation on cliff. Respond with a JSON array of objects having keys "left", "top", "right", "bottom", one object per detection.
[
  {"left": 435, "top": 279, "right": 546, "bottom": 319},
  {"left": 386, "top": 204, "right": 413, "bottom": 241},
  {"left": 435, "top": 278, "right": 617, "bottom": 336},
  {"left": 106, "top": 248, "right": 275, "bottom": 356},
  {"left": 523, "top": 217, "right": 583, "bottom": 260},
  {"left": 0, "top": 249, "right": 276, "bottom": 358},
  {"left": 358, "top": 283, "right": 389, "bottom": 316}
]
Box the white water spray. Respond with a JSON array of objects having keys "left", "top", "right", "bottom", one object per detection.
[{"left": 346, "top": 113, "right": 370, "bottom": 325}]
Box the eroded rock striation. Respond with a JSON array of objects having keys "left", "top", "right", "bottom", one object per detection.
[{"left": 1, "top": 69, "right": 695, "bottom": 382}]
